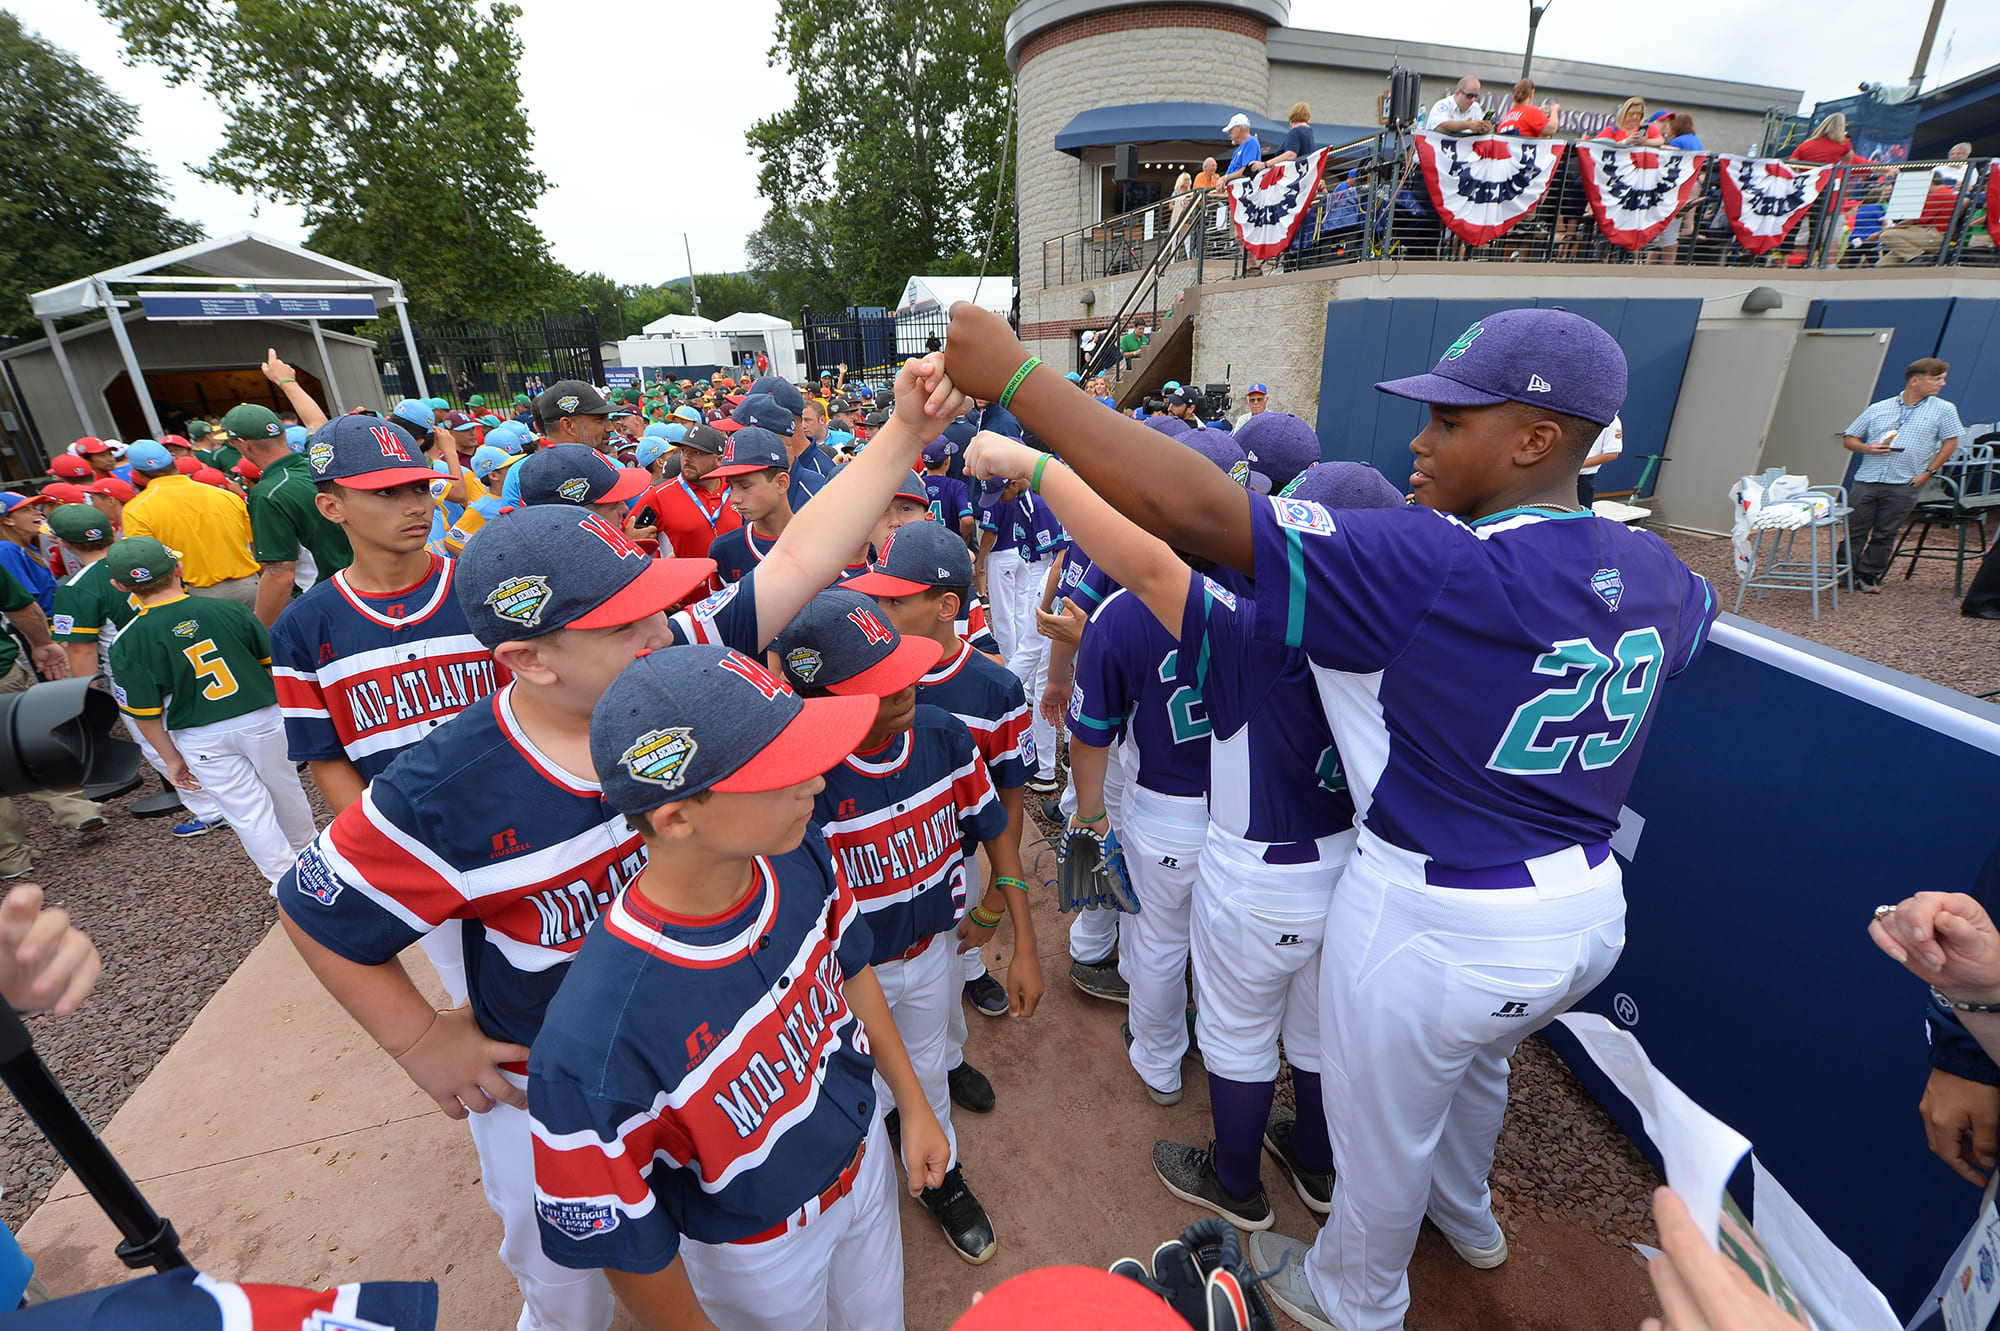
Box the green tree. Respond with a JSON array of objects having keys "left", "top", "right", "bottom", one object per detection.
[
  {"left": 623, "top": 283, "right": 691, "bottom": 331},
  {"left": 95, "top": 0, "right": 564, "bottom": 324},
  {"left": 683, "top": 273, "right": 780, "bottom": 323},
  {"left": 0, "top": 14, "right": 201, "bottom": 339},
  {"left": 747, "top": 0, "right": 1015, "bottom": 319}
]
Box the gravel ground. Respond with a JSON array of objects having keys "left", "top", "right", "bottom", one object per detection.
[
  {"left": 1662, "top": 526, "right": 1999, "bottom": 698},
  {"left": 0, "top": 760, "right": 328, "bottom": 1229}
]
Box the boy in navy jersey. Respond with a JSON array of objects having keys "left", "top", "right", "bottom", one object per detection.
[
  {"left": 772, "top": 589, "right": 1039, "bottom": 1266},
  {"left": 849, "top": 520, "right": 1031, "bottom": 1098},
  {"left": 531, "top": 645, "right": 948, "bottom": 1330},
  {"left": 950, "top": 304, "right": 1717, "bottom": 1331},
  {"left": 707, "top": 429, "right": 794, "bottom": 586}
]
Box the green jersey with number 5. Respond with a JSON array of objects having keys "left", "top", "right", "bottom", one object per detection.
[{"left": 109, "top": 593, "right": 277, "bottom": 731}]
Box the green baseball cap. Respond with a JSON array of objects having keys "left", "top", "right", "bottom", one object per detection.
[
  {"left": 468, "top": 394, "right": 486, "bottom": 408},
  {"left": 221, "top": 403, "right": 284, "bottom": 441},
  {"left": 47, "top": 504, "right": 112, "bottom": 545},
  {"left": 105, "top": 536, "right": 179, "bottom": 589},
  {"left": 513, "top": 394, "right": 531, "bottom": 406}
]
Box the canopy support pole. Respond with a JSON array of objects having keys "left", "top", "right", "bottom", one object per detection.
[
  {"left": 95, "top": 281, "right": 162, "bottom": 439},
  {"left": 41, "top": 317, "right": 95, "bottom": 441},
  {"left": 308, "top": 319, "right": 346, "bottom": 413},
  {"left": 392, "top": 284, "right": 428, "bottom": 399}
]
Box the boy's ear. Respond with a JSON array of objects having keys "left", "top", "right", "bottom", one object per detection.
[{"left": 937, "top": 590, "right": 962, "bottom": 624}]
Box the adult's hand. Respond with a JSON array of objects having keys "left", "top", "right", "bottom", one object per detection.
[
  {"left": 0, "top": 884, "right": 101, "bottom": 1015},
  {"left": 31, "top": 642, "right": 70, "bottom": 679},
  {"left": 943, "top": 304, "right": 1036, "bottom": 403},
  {"left": 1872, "top": 892, "right": 2000, "bottom": 1005},
  {"left": 1920, "top": 1067, "right": 2000, "bottom": 1185},
  {"left": 261, "top": 348, "right": 297, "bottom": 385},
  {"left": 1640, "top": 1187, "right": 1807, "bottom": 1331}
]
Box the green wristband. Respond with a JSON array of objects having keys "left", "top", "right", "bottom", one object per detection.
[
  {"left": 1076, "top": 810, "right": 1105, "bottom": 824},
  {"left": 1031, "top": 452, "right": 1052, "bottom": 494},
  {"left": 994, "top": 875, "right": 1029, "bottom": 894},
  {"left": 998, "top": 356, "right": 1041, "bottom": 410}
]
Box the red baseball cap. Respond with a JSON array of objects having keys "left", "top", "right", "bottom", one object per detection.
[
  {"left": 159, "top": 433, "right": 195, "bottom": 451},
  {"left": 85, "top": 477, "right": 138, "bottom": 503},
  {"left": 39, "top": 483, "right": 89, "bottom": 505},
  {"left": 48, "top": 455, "right": 91, "bottom": 479},
  {"left": 74, "top": 437, "right": 112, "bottom": 455},
  {"left": 193, "top": 466, "right": 229, "bottom": 488},
  {"left": 949, "top": 1268, "right": 1190, "bottom": 1330},
  {"left": 173, "top": 457, "right": 202, "bottom": 475},
  {"left": 232, "top": 459, "right": 263, "bottom": 484}
]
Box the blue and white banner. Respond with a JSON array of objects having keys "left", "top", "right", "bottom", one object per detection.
[{"left": 138, "top": 292, "right": 378, "bottom": 321}]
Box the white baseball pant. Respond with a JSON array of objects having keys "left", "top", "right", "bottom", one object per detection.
[
  {"left": 1116, "top": 784, "right": 1207, "bottom": 1094},
  {"left": 1303, "top": 831, "right": 1626, "bottom": 1331},
  {"left": 947, "top": 859, "right": 982, "bottom": 1062},
  {"left": 680, "top": 1113, "right": 905, "bottom": 1330},
  {"left": 467, "top": 1071, "right": 616, "bottom": 1331},
  {"left": 1062, "top": 739, "right": 1130, "bottom": 966},
  {"left": 171, "top": 706, "right": 317, "bottom": 885},
  {"left": 1189, "top": 827, "right": 1355, "bottom": 1083},
  {"left": 869, "top": 933, "right": 958, "bottom": 1171},
  {"left": 984, "top": 548, "right": 1055, "bottom": 780},
  {"left": 419, "top": 923, "right": 470, "bottom": 1008},
  {"left": 128, "top": 715, "right": 225, "bottom": 824}
]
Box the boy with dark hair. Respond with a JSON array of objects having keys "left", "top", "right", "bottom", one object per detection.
[
  {"left": 920, "top": 440, "right": 975, "bottom": 545},
  {"left": 707, "top": 429, "right": 795, "bottom": 586},
  {"left": 529, "top": 644, "right": 948, "bottom": 1330},
  {"left": 772, "top": 587, "right": 1040, "bottom": 1266}
]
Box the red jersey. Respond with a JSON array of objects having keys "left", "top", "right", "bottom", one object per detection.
[
  {"left": 1495, "top": 105, "right": 1548, "bottom": 137},
  {"left": 1791, "top": 136, "right": 1853, "bottom": 165},
  {"left": 636, "top": 476, "right": 741, "bottom": 562}
]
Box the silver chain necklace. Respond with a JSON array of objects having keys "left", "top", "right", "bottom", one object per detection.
[{"left": 1523, "top": 501, "right": 1584, "bottom": 513}]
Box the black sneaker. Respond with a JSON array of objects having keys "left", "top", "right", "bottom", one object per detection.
[
  {"left": 963, "top": 972, "right": 1009, "bottom": 1018},
  {"left": 1040, "top": 797, "right": 1064, "bottom": 823},
  {"left": 1263, "top": 1108, "right": 1333, "bottom": 1214},
  {"left": 922, "top": 1165, "right": 997, "bottom": 1263},
  {"left": 1070, "top": 956, "right": 1130, "bottom": 1003},
  {"left": 1152, "top": 1139, "right": 1273, "bottom": 1231},
  {"left": 1026, "top": 774, "right": 1059, "bottom": 794},
  {"left": 948, "top": 1061, "right": 996, "bottom": 1113},
  {"left": 884, "top": 1108, "right": 900, "bottom": 1158}
]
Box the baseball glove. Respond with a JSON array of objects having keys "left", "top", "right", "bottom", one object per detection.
[
  {"left": 1108, "top": 1217, "right": 1279, "bottom": 1331},
  {"left": 1055, "top": 820, "right": 1139, "bottom": 915}
]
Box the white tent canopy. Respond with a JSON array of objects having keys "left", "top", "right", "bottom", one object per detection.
[
  {"left": 640, "top": 313, "right": 721, "bottom": 337},
  {"left": 713, "top": 310, "right": 791, "bottom": 332},
  {"left": 895, "top": 275, "right": 1014, "bottom": 318}
]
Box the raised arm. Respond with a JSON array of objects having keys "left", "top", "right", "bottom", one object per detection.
[
  {"left": 943, "top": 304, "right": 1253, "bottom": 574},
  {"left": 261, "top": 350, "right": 329, "bottom": 432}
]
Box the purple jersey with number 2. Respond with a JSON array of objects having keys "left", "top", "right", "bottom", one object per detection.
[{"left": 1249, "top": 497, "right": 1717, "bottom": 869}]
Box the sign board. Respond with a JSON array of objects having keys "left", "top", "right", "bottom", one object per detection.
[
  {"left": 604, "top": 367, "right": 641, "bottom": 392},
  {"left": 138, "top": 292, "right": 378, "bottom": 321}
]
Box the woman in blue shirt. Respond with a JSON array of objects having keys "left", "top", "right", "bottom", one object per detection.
[{"left": 1267, "top": 103, "right": 1316, "bottom": 166}]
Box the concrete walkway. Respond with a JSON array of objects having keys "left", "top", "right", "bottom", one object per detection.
[{"left": 18, "top": 853, "right": 1659, "bottom": 1329}]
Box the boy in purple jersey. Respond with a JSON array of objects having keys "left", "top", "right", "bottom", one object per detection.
[
  {"left": 974, "top": 476, "right": 1067, "bottom": 793},
  {"left": 530, "top": 646, "right": 948, "bottom": 1330},
  {"left": 275, "top": 357, "right": 971, "bottom": 1331},
  {"left": 849, "top": 520, "right": 1032, "bottom": 1104},
  {"left": 921, "top": 439, "right": 975, "bottom": 545},
  {"left": 947, "top": 304, "right": 1717, "bottom": 1331},
  {"left": 772, "top": 588, "right": 1037, "bottom": 1266}
]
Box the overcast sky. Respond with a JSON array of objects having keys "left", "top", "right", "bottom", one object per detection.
[{"left": 10, "top": 0, "right": 1996, "bottom": 287}]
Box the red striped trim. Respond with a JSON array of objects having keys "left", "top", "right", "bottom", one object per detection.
[{"left": 494, "top": 685, "right": 599, "bottom": 795}]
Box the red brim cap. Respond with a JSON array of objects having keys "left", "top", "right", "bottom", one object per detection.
[
  {"left": 709, "top": 459, "right": 778, "bottom": 479},
  {"left": 950, "top": 1267, "right": 1193, "bottom": 1331},
  {"left": 75, "top": 439, "right": 111, "bottom": 454},
  {"left": 604, "top": 468, "right": 654, "bottom": 503},
  {"left": 711, "top": 694, "right": 878, "bottom": 793},
  {"left": 824, "top": 633, "right": 943, "bottom": 697},
  {"left": 566, "top": 557, "right": 717, "bottom": 631},
  {"left": 839, "top": 569, "right": 933, "bottom": 597},
  {"left": 334, "top": 465, "right": 441, "bottom": 489},
  {"left": 711, "top": 418, "right": 746, "bottom": 434}
]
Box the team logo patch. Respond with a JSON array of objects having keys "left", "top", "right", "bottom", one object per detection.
[
  {"left": 1229, "top": 460, "right": 1250, "bottom": 486},
  {"left": 428, "top": 477, "right": 449, "bottom": 500},
  {"left": 293, "top": 846, "right": 344, "bottom": 907},
  {"left": 1443, "top": 323, "right": 1484, "bottom": 360},
  {"left": 1068, "top": 682, "right": 1085, "bottom": 723},
  {"left": 1270, "top": 497, "right": 1335, "bottom": 535},
  {"left": 307, "top": 441, "right": 335, "bottom": 474},
  {"left": 785, "top": 646, "right": 824, "bottom": 682},
  {"left": 485, "top": 574, "right": 553, "bottom": 627},
  {"left": 536, "top": 1198, "right": 619, "bottom": 1241},
  {"left": 127, "top": 565, "right": 152, "bottom": 583},
  {"left": 171, "top": 619, "right": 199, "bottom": 639},
  {"left": 556, "top": 477, "right": 593, "bottom": 503},
  {"left": 558, "top": 395, "right": 580, "bottom": 413},
  {"left": 265, "top": 422, "right": 282, "bottom": 436},
  {"left": 622, "top": 727, "right": 699, "bottom": 790},
  {"left": 50, "top": 614, "right": 73, "bottom": 635},
  {"left": 693, "top": 582, "right": 739, "bottom": 618},
  {"left": 1592, "top": 567, "right": 1624, "bottom": 611},
  {"left": 1202, "top": 576, "right": 1238, "bottom": 611},
  {"left": 1021, "top": 731, "right": 1036, "bottom": 765}
]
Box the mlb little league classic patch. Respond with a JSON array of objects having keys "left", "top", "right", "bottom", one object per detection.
[
  {"left": 293, "top": 846, "right": 344, "bottom": 907},
  {"left": 537, "top": 1197, "right": 620, "bottom": 1241},
  {"left": 485, "top": 574, "right": 552, "bottom": 628}
]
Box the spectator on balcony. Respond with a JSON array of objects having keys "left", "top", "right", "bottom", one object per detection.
[
  {"left": 1844, "top": 180, "right": 1891, "bottom": 265},
  {"left": 1193, "top": 157, "right": 1222, "bottom": 194},
  {"left": 1791, "top": 113, "right": 1859, "bottom": 165},
  {"left": 1934, "top": 142, "right": 1977, "bottom": 190},
  {"left": 1265, "top": 103, "right": 1316, "bottom": 167},
  {"left": 1593, "top": 98, "right": 1662, "bottom": 143},
  {"left": 1118, "top": 325, "right": 1145, "bottom": 373},
  {"left": 1663, "top": 112, "right": 1702, "bottom": 151},
  {"left": 1167, "top": 169, "right": 1199, "bottom": 259},
  {"left": 1220, "top": 113, "right": 1264, "bottom": 185},
  {"left": 1424, "top": 78, "right": 1492, "bottom": 136},
  {"left": 1876, "top": 177, "right": 1966, "bottom": 265},
  {"left": 1494, "top": 80, "right": 1552, "bottom": 137}
]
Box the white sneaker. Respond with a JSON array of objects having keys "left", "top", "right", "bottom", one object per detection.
[
  {"left": 1431, "top": 1214, "right": 1508, "bottom": 1269},
  {"left": 1246, "top": 1230, "right": 1344, "bottom": 1331}
]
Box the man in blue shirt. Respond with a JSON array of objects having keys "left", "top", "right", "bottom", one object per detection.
[
  {"left": 1841, "top": 357, "right": 1963, "bottom": 593},
  {"left": 1221, "top": 113, "right": 1264, "bottom": 185}
]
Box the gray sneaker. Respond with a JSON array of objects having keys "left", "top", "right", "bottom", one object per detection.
[
  {"left": 1247, "top": 1230, "right": 1342, "bottom": 1331},
  {"left": 1428, "top": 1212, "right": 1509, "bottom": 1268},
  {"left": 1070, "top": 956, "right": 1129, "bottom": 1003},
  {"left": 1151, "top": 1139, "right": 1272, "bottom": 1231},
  {"left": 1263, "top": 1107, "right": 1332, "bottom": 1214}
]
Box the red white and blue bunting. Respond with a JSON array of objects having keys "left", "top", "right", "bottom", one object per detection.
[
  {"left": 1989, "top": 160, "right": 2000, "bottom": 249},
  {"left": 1713, "top": 156, "right": 1834, "bottom": 256},
  {"left": 1411, "top": 131, "right": 1567, "bottom": 246},
  {"left": 1573, "top": 141, "right": 1708, "bottom": 250},
  {"left": 1226, "top": 148, "right": 1335, "bottom": 259}
]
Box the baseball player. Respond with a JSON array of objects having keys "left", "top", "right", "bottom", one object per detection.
[
  {"left": 973, "top": 476, "right": 1066, "bottom": 793},
  {"left": 847, "top": 521, "right": 1030, "bottom": 1099},
  {"left": 772, "top": 589, "right": 1036, "bottom": 1265},
  {"left": 706, "top": 428, "right": 797, "bottom": 585},
  {"left": 513, "top": 443, "right": 654, "bottom": 532},
  {"left": 732, "top": 388, "right": 830, "bottom": 510},
  {"left": 629, "top": 423, "right": 739, "bottom": 561},
  {"left": 920, "top": 439, "right": 975, "bottom": 545},
  {"left": 49, "top": 505, "right": 228, "bottom": 838},
  {"left": 273, "top": 356, "right": 969, "bottom": 1331},
  {"left": 944, "top": 303, "right": 1718, "bottom": 1331},
  {"left": 106, "top": 537, "right": 316, "bottom": 884},
  {"left": 529, "top": 644, "right": 948, "bottom": 1331}
]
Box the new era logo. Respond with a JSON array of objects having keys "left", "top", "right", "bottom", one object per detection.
[{"left": 1526, "top": 374, "right": 1553, "bottom": 394}]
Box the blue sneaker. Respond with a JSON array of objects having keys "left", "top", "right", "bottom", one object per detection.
[{"left": 171, "top": 817, "right": 225, "bottom": 839}]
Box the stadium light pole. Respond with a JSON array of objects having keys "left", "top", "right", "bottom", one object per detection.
[{"left": 1522, "top": 0, "right": 1552, "bottom": 80}]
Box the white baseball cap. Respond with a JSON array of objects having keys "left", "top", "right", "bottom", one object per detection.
[{"left": 1223, "top": 113, "right": 1251, "bottom": 132}]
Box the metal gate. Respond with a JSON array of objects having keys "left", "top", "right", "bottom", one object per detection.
[
  {"left": 800, "top": 305, "right": 952, "bottom": 390},
  {"left": 385, "top": 307, "right": 605, "bottom": 403}
]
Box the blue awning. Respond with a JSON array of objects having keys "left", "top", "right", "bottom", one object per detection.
[{"left": 1053, "top": 102, "right": 1291, "bottom": 155}]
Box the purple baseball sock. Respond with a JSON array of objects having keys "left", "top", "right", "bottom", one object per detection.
[
  {"left": 1207, "top": 1072, "right": 1274, "bottom": 1200},
  {"left": 1289, "top": 1068, "right": 1334, "bottom": 1174}
]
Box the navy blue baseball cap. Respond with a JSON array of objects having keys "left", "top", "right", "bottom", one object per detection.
[
  {"left": 305, "top": 415, "right": 439, "bottom": 489},
  {"left": 709, "top": 427, "right": 790, "bottom": 478},
  {"left": 1376, "top": 307, "right": 1628, "bottom": 427},
  {"left": 1282, "top": 461, "right": 1407, "bottom": 510},
  {"left": 844, "top": 519, "right": 974, "bottom": 596},
  {"left": 772, "top": 588, "right": 944, "bottom": 697},
  {"left": 455, "top": 504, "right": 715, "bottom": 646},
  {"left": 517, "top": 442, "right": 652, "bottom": 506},
  {"left": 1142, "top": 414, "right": 1191, "bottom": 440},
  {"left": 1182, "top": 427, "right": 1248, "bottom": 485},
  {"left": 942, "top": 420, "right": 975, "bottom": 452},
  {"left": 892, "top": 470, "right": 928, "bottom": 504},
  {"left": 747, "top": 375, "right": 806, "bottom": 419},
  {"left": 1234, "top": 412, "right": 1320, "bottom": 494},
  {"left": 592, "top": 646, "right": 877, "bottom": 813},
  {"left": 732, "top": 392, "right": 795, "bottom": 435}
]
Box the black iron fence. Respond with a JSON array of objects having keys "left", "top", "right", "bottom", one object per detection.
[
  {"left": 380, "top": 307, "right": 604, "bottom": 405},
  {"left": 800, "top": 304, "right": 956, "bottom": 392}
]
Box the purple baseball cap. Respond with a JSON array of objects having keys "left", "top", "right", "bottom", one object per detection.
[
  {"left": 1282, "top": 461, "right": 1407, "bottom": 511},
  {"left": 1181, "top": 427, "right": 1247, "bottom": 485},
  {"left": 921, "top": 439, "right": 953, "bottom": 466},
  {"left": 975, "top": 475, "right": 1011, "bottom": 512},
  {"left": 1234, "top": 412, "right": 1320, "bottom": 494},
  {"left": 1141, "top": 414, "right": 1191, "bottom": 440},
  {"left": 1375, "top": 308, "right": 1628, "bottom": 427}
]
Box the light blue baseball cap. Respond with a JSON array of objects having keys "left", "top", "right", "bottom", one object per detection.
[
  {"left": 468, "top": 444, "right": 519, "bottom": 481},
  {"left": 635, "top": 436, "right": 675, "bottom": 469},
  {"left": 390, "top": 399, "right": 435, "bottom": 433},
  {"left": 127, "top": 440, "right": 174, "bottom": 472},
  {"left": 284, "top": 425, "right": 309, "bottom": 452}
]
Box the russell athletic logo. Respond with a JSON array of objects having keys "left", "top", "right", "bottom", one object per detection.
[{"left": 1492, "top": 1001, "right": 1530, "bottom": 1018}]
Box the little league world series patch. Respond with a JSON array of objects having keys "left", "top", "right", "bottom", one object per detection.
[
  {"left": 622, "top": 727, "right": 699, "bottom": 789},
  {"left": 1270, "top": 496, "right": 1335, "bottom": 534},
  {"left": 485, "top": 574, "right": 552, "bottom": 628}
]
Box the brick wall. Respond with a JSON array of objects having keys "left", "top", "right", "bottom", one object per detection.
[
  {"left": 1192, "top": 273, "right": 1339, "bottom": 426},
  {"left": 1017, "top": 6, "right": 1269, "bottom": 68}
]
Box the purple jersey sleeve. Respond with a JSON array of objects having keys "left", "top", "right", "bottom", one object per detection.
[
  {"left": 1247, "top": 497, "right": 1454, "bottom": 670},
  {"left": 1066, "top": 604, "right": 1131, "bottom": 750},
  {"left": 1175, "top": 571, "right": 1265, "bottom": 740}
]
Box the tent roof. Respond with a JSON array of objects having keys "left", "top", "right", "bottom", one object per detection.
[
  {"left": 640, "top": 313, "right": 721, "bottom": 336},
  {"left": 29, "top": 230, "right": 403, "bottom": 320},
  {"left": 713, "top": 310, "right": 792, "bottom": 331},
  {"left": 896, "top": 275, "right": 1014, "bottom": 317}
]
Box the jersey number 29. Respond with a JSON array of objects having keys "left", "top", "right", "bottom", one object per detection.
[{"left": 1487, "top": 629, "right": 1663, "bottom": 776}]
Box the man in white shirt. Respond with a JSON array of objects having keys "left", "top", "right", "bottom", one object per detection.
[
  {"left": 1078, "top": 328, "right": 1099, "bottom": 373},
  {"left": 1932, "top": 143, "right": 1976, "bottom": 190},
  {"left": 1425, "top": 77, "right": 1493, "bottom": 135},
  {"left": 1577, "top": 414, "right": 1623, "bottom": 507},
  {"left": 1234, "top": 383, "right": 1270, "bottom": 430}
]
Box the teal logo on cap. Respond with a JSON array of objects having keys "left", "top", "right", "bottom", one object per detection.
[
  {"left": 1443, "top": 323, "right": 1484, "bottom": 361},
  {"left": 622, "top": 727, "right": 698, "bottom": 790},
  {"left": 307, "top": 441, "right": 334, "bottom": 474},
  {"left": 557, "top": 477, "right": 592, "bottom": 503},
  {"left": 484, "top": 574, "right": 551, "bottom": 627}
]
